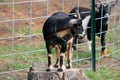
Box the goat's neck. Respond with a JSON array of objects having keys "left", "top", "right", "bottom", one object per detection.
[{"left": 56, "top": 29, "right": 72, "bottom": 38}]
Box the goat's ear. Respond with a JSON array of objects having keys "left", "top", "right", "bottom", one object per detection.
[
  {"left": 82, "top": 15, "right": 91, "bottom": 28},
  {"left": 95, "top": 0, "right": 101, "bottom": 8},
  {"left": 95, "top": 3, "right": 101, "bottom": 10},
  {"left": 69, "top": 19, "right": 78, "bottom": 25}
]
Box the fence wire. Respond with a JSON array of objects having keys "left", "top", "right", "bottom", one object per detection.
[{"left": 0, "top": 0, "right": 120, "bottom": 79}]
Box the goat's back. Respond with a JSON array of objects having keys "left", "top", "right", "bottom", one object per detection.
[
  {"left": 43, "top": 12, "right": 72, "bottom": 39},
  {"left": 70, "top": 7, "right": 100, "bottom": 19}
]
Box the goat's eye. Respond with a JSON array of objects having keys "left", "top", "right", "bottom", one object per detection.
[{"left": 77, "top": 22, "right": 81, "bottom": 25}]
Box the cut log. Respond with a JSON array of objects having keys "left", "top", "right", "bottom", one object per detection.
[{"left": 28, "top": 63, "right": 88, "bottom": 80}]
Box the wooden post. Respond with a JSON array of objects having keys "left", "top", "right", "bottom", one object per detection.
[{"left": 28, "top": 63, "right": 88, "bottom": 80}]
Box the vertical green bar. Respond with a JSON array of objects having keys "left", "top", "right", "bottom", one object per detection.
[{"left": 91, "top": 0, "right": 96, "bottom": 72}]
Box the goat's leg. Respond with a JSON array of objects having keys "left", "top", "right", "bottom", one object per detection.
[
  {"left": 66, "top": 42, "right": 73, "bottom": 69},
  {"left": 100, "top": 34, "right": 108, "bottom": 56},
  {"left": 87, "top": 31, "right": 92, "bottom": 51},
  {"left": 88, "top": 40, "right": 92, "bottom": 51},
  {"left": 72, "top": 37, "right": 77, "bottom": 51},
  {"left": 46, "top": 44, "right": 53, "bottom": 71},
  {"left": 57, "top": 43, "right": 66, "bottom": 71},
  {"left": 54, "top": 45, "right": 60, "bottom": 68}
]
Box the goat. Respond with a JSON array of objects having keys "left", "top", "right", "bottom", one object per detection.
[
  {"left": 42, "top": 11, "right": 85, "bottom": 71},
  {"left": 70, "top": 0, "right": 118, "bottom": 56}
]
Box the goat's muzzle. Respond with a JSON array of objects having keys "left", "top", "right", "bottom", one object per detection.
[
  {"left": 76, "top": 33, "right": 85, "bottom": 39},
  {"left": 104, "top": 13, "right": 110, "bottom": 18}
]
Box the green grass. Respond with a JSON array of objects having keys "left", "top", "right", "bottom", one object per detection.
[
  {"left": 85, "top": 67, "right": 120, "bottom": 80},
  {"left": 14, "top": 26, "right": 43, "bottom": 34},
  {"left": 0, "top": 0, "right": 4, "bottom": 2},
  {"left": 0, "top": 46, "right": 12, "bottom": 55},
  {"left": 15, "top": 27, "right": 32, "bottom": 35},
  {"left": 0, "top": 26, "right": 42, "bottom": 36},
  {"left": 0, "top": 50, "right": 47, "bottom": 72},
  {"left": 0, "top": 42, "right": 46, "bottom": 72},
  {"left": 71, "top": 44, "right": 91, "bottom": 68},
  {"left": 84, "top": 26, "right": 120, "bottom": 80}
]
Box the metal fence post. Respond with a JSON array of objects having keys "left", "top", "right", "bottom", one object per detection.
[{"left": 91, "top": 0, "right": 96, "bottom": 72}]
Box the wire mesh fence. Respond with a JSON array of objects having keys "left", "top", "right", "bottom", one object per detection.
[{"left": 0, "top": 0, "right": 120, "bottom": 79}]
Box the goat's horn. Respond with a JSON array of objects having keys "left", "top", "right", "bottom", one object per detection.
[{"left": 75, "top": 9, "right": 81, "bottom": 19}]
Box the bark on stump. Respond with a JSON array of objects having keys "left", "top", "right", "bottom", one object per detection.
[{"left": 28, "top": 63, "right": 88, "bottom": 80}]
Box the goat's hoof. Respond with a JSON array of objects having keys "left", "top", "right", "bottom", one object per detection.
[
  {"left": 101, "top": 50, "right": 109, "bottom": 57},
  {"left": 57, "top": 68, "right": 63, "bottom": 72},
  {"left": 72, "top": 46, "right": 77, "bottom": 51},
  {"left": 66, "top": 66, "right": 71, "bottom": 69},
  {"left": 46, "top": 67, "right": 53, "bottom": 72},
  {"left": 46, "top": 68, "right": 51, "bottom": 72},
  {"left": 54, "top": 64, "right": 59, "bottom": 68}
]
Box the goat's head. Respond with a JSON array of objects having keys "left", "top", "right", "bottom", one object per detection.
[
  {"left": 69, "top": 19, "right": 84, "bottom": 39},
  {"left": 96, "top": 3, "right": 110, "bottom": 18},
  {"left": 71, "top": 10, "right": 85, "bottom": 38},
  {"left": 96, "top": 0, "right": 118, "bottom": 17}
]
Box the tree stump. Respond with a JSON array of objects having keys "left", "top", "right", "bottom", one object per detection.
[{"left": 28, "top": 63, "right": 88, "bottom": 80}]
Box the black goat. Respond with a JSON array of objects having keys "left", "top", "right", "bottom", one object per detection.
[
  {"left": 43, "top": 11, "right": 84, "bottom": 71},
  {"left": 70, "top": 1, "right": 117, "bottom": 56}
]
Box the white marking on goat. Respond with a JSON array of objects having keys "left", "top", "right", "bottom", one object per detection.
[
  {"left": 104, "top": 13, "right": 110, "bottom": 17},
  {"left": 67, "top": 37, "right": 73, "bottom": 44},
  {"left": 82, "top": 15, "right": 91, "bottom": 35},
  {"left": 106, "top": 21, "right": 108, "bottom": 24},
  {"left": 74, "top": 14, "right": 77, "bottom": 17},
  {"left": 57, "top": 29, "right": 71, "bottom": 38},
  {"left": 103, "top": 4, "right": 107, "bottom": 7},
  {"left": 48, "top": 54, "right": 52, "bottom": 57},
  {"left": 78, "top": 33, "right": 85, "bottom": 37},
  {"left": 87, "top": 40, "right": 92, "bottom": 51},
  {"left": 69, "top": 19, "right": 78, "bottom": 25}
]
